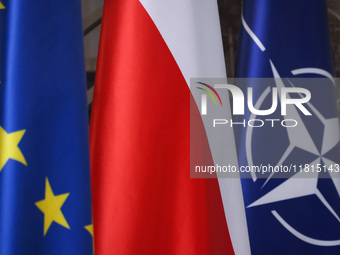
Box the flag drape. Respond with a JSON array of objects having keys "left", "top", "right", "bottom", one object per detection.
[
  {"left": 236, "top": 0, "right": 340, "bottom": 254},
  {"left": 90, "top": 0, "right": 238, "bottom": 254},
  {"left": 0, "top": 0, "right": 93, "bottom": 254}
]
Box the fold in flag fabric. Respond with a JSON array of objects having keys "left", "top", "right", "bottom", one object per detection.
[
  {"left": 0, "top": 0, "right": 93, "bottom": 254},
  {"left": 236, "top": 0, "right": 340, "bottom": 254},
  {"left": 90, "top": 0, "right": 249, "bottom": 254}
]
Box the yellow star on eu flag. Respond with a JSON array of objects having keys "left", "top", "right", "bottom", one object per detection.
[
  {"left": 0, "top": 1, "right": 5, "bottom": 9},
  {"left": 35, "top": 178, "right": 70, "bottom": 235},
  {"left": 0, "top": 126, "right": 27, "bottom": 172},
  {"left": 85, "top": 224, "right": 93, "bottom": 237}
]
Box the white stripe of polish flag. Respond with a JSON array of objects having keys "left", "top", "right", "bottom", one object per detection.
[{"left": 90, "top": 0, "right": 250, "bottom": 254}]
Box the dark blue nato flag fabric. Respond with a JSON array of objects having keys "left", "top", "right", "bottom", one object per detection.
[
  {"left": 235, "top": 0, "right": 340, "bottom": 254},
  {"left": 0, "top": 0, "right": 93, "bottom": 254}
]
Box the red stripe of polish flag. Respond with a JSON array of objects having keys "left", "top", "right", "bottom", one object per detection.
[{"left": 90, "top": 0, "right": 249, "bottom": 254}]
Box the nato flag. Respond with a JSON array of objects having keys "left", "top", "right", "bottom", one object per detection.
[
  {"left": 0, "top": 0, "right": 93, "bottom": 254},
  {"left": 236, "top": 0, "right": 340, "bottom": 254}
]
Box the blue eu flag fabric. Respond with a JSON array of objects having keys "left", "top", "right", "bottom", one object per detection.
[
  {"left": 235, "top": 0, "right": 340, "bottom": 254},
  {"left": 0, "top": 0, "right": 93, "bottom": 254}
]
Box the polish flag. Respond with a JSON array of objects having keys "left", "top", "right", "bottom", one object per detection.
[{"left": 90, "top": 0, "right": 250, "bottom": 254}]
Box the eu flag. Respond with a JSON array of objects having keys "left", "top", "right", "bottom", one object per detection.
[
  {"left": 0, "top": 0, "right": 93, "bottom": 254},
  {"left": 236, "top": 0, "right": 340, "bottom": 254}
]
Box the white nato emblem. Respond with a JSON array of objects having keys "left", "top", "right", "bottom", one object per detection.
[{"left": 242, "top": 15, "right": 340, "bottom": 246}]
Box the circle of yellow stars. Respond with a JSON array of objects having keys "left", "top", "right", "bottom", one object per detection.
[
  {"left": 0, "top": 125, "right": 93, "bottom": 238},
  {"left": 0, "top": 0, "right": 94, "bottom": 244}
]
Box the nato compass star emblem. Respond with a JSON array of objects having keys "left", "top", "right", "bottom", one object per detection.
[{"left": 242, "top": 15, "right": 340, "bottom": 247}]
